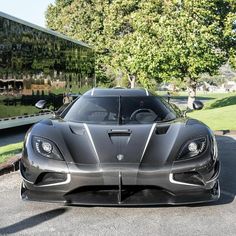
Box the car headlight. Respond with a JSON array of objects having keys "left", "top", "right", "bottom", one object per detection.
[
  {"left": 211, "top": 135, "right": 218, "bottom": 160},
  {"left": 32, "top": 136, "right": 64, "bottom": 160},
  {"left": 178, "top": 137, "right": 207, "bottom": 160}
]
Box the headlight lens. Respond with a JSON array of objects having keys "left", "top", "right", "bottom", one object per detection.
[
  {"left": 188, "top": 142, "right": 198, "bottom": 152},
  {"left": 32, "top": 136, "right": 63, "bottom": 160},
  {"left": 41, "top": 142, "right": 53, "bottom": 153},
  {"left": 178, "top": 137, "right": 207, "bottom": 160}
]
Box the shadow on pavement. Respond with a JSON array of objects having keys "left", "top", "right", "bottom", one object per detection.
[
  {"left": 215, "top": 135, "right": 236, "bottom": 205},
  {"left": 0, "top": 207, "right": 69, "bottom": 234},
  {"left": 194, "top": 135, "right": 236, "bottom": 207},
  {"left": 0, "top": 125, "right": 31, "bottom": 146}
]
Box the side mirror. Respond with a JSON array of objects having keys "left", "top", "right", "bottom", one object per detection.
[
  {"left": 193, "top": 100, "right": 204, "bottom": 110},
  {"left": 35, "top": 100, "right": 47, "bottom": 109},
  {"left": 183, "top": 100, "right": 204, "bottom": 117}
]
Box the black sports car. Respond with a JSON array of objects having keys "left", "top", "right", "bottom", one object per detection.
[{"left": 20, "top": 88, "right": 220, "bottom": 205}]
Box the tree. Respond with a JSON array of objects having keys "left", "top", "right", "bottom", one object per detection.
[
  {"left": 46, "top": 0, "right": 235, "bottom": 107},
  {"left": 106, "top": 0, "right": 169, "bottom": 88},
  {"left": 149, "top": 0, "right": 234, "bottom": 108},
  {"left": 46, "top": 0, "right": 171, "bottom": 89},
  {"left": 224, "top": 0, "right": 236, "bottom": 69}
]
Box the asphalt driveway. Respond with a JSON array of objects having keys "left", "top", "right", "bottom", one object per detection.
[
  {"left": 0, "top": 135, "right": 236, "bottom": 235},
  {"left": 0, "top": 125, "right": 30, "bottom": 146}
]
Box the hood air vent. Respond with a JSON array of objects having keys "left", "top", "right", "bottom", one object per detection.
[
  {"left": 69, "top": 125, "right": 86, "bottom": 136},
  {"left": 155, "top": 125, "right": 170, "bottom": 135}
]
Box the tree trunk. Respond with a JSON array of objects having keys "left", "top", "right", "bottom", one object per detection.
[
  {"left": 187, "top": 79, "right": 197, "bottom": 109},
  {"left": 116, "top": 70, "right": 123, "bottom": 87},
  {"left": 128, "top": 75, "right": 136, "bottom": 88}
]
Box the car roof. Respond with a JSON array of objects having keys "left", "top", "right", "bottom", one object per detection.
[{"left": 83, "top": 88, "right": 154, "bottom": 97}]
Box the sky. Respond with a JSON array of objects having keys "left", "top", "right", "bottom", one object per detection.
[{"left": 0, "top": 0, "right": 55, "bottom": 28}]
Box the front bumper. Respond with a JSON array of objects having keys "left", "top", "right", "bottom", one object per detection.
[{"left": 20, "top": 161, "right": 220, "bottom": 206}]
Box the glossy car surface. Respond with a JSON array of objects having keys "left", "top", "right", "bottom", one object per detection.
[{"left": 20, "top": 88, "right": 220, "bottom": 205}]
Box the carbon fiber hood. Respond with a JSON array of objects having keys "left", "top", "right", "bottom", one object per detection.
[
  {"left": 67, "top": 123, "right": 157, "bottom": 164},
  {"left": 29, "top": 118, "right": 211, "bottom": 168}
]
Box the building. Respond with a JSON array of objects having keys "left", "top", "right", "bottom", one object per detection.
[
  {"left": 0, "top": 11, "right": 95, "bottom": 95},
  {"left": 223, "top": 81, "right": 236, "bottom": 92}
]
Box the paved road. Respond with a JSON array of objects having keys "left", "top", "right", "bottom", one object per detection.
[
  {"left": 0, "top": 136, "right": 236, "bottom": 235},
  {"left": 0, "top": 125, "right": 31, "bottom": 147}
]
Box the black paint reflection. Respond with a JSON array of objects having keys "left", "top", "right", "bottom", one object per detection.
[{"left": 0, "top": 12, "right": 95, "bottom": 96}]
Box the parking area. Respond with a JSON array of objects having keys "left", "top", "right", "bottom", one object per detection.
[{"left": 0, "top": 135, "right": 236, "bottom": 235}]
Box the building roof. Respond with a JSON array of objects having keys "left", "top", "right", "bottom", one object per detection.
[{"left": 0, "top": 11, "right": 91, "bottom": 48}]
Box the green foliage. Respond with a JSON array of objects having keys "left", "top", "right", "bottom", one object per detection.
[
  {"left": 46, "top": 0, "right": 236, "bottom": 90},
  {"left": 223, "top": 0, "right": 236, "bottom": 69}
]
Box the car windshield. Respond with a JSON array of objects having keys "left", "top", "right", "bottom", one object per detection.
[{"left": 64, "top": 96, "right": 179, "bottom": 124}]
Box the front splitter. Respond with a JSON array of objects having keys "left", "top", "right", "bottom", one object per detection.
[{"left": 21, "top": 181, "right": 220, "bottom": 206}]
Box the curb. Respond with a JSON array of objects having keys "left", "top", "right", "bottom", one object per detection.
[
  {"left": 0, "top": 154, "right": 21, "bottom": 176},
  {"left": 214, "top": 130, "right": 236, "bottom": 136}
]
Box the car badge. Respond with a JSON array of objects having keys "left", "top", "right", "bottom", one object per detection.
[{"left": 117, "top": 154, "right": 124, "bottom": 161}]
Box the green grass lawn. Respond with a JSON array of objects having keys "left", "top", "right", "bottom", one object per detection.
[
  {"left": 0, "top": 104, "right": 39, "bottom": 118},
  {"left": 186, "top": 92, "right": 236, "bottom": 130},
  {"left": 204, "top": 94, "right": 236, "bottom": 109},
  {"left": 157, "top": 91, "right": 236, "bottom": 130},
  {"left": 188, "top": 104, "right": 236, "bottom": 130},
  {"left": 0, "top": 142, "right": 23, "bottom": 164}
]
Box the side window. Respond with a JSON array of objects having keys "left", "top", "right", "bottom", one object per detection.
[{"left": 160, "top": 97, "right": 181, "bottom": 117}]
